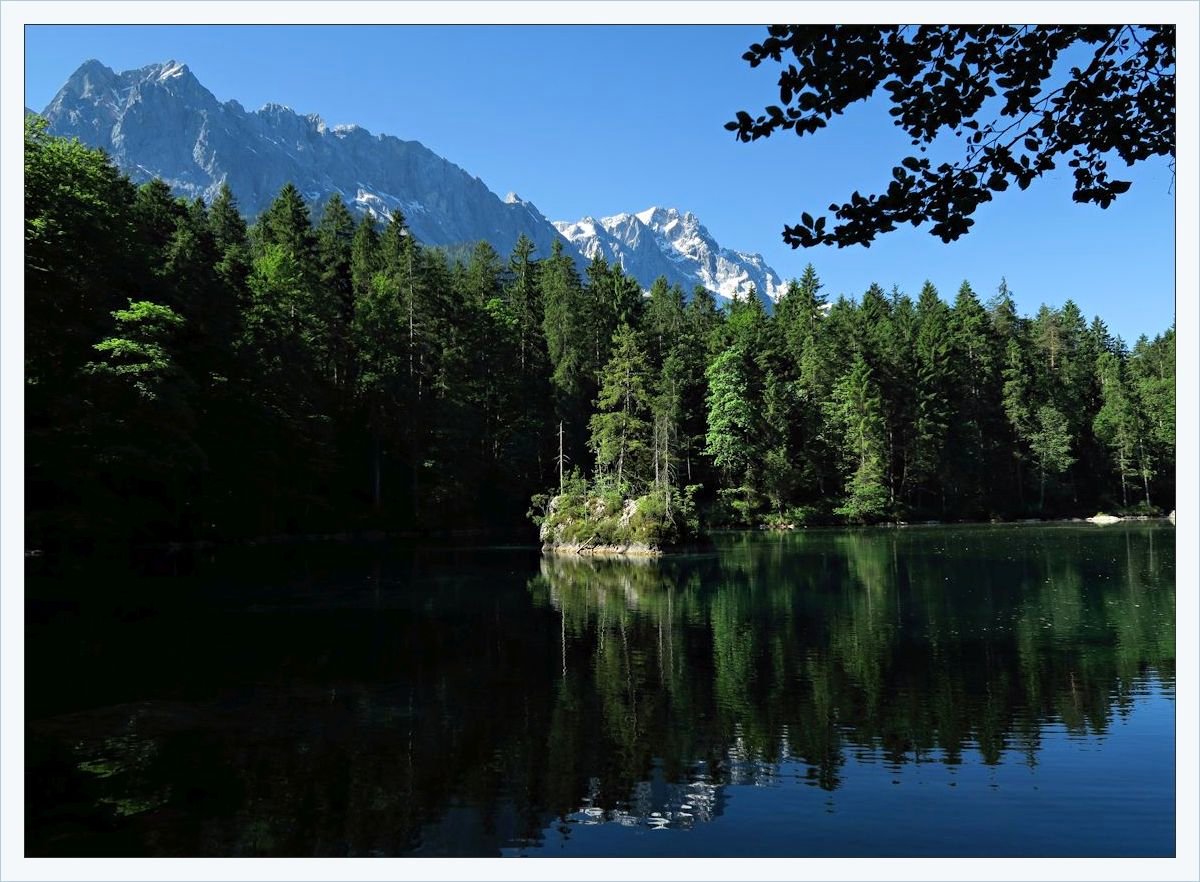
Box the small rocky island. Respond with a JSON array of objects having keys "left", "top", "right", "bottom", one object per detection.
[{"left": 533, "top": 482, "right": 703, "bottom": 557}]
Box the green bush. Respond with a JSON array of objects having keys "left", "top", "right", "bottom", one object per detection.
[
  {"left": 711, "top": 486, "right": 763, "bottom": 528},
  {"left": 1117, "top": 501, "right": 1162, "bottom": 517}
]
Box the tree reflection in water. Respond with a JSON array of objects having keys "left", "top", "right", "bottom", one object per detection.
[
  {"left": 26, "top": 524, "right": 1174, "bottom": 856},
  {"left": 529, "top": 525, "right": 1174, "bottom": 832}
]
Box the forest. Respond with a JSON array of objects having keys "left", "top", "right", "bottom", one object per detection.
[{"left": 24, "top": 117, "right": 1176, "bottom": 552}]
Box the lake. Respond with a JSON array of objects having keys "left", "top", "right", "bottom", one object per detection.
[{"left": 25, "top": 523, "right": 1175, "bottom": 857}]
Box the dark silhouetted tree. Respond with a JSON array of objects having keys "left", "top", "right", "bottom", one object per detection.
[{"left": 726, "top": 26, "right": 1175, "bottom": 247}]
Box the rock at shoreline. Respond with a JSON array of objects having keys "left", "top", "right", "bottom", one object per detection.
[
  {"left": 542, "top": 541, "right": 663, "bottom": 558},
  {"left": 1086, "top": 514, "right": 1123, "bottom": 525}
]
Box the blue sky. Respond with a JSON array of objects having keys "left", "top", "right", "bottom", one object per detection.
[{"left": 24, "top": 24, "right": 1177, "bottom": 341}]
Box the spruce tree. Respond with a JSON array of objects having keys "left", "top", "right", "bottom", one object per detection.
[
  {"left": 827, "top": 355, "right": 889, "bottom": 522},
  {"left": 1029, "top": 406, "right": 1075, "bottom": 511},
  {"left": 350, "top": 213, "right": 382, "bottom": 301},
  {"left": 1093, "top": 352, "right": 1141, "bottom": 508},
  {"left": 911, "top": 282, "right": 953, "bottom": 512},
  {"left": 589, "top": 324, "right": 653, "bottom": 494},
  {"left": 541, "top": 240, "right": 590, "bottom": 469},
  {"left": 315, "top": 193, "right": 357, "bottom": 391},
  {"left": 208, "top": 183, "right": 252, "bottom": 307}
]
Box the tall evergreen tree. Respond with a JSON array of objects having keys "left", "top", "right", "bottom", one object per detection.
[
  {"left": 1001, "top": 336, "right": 1035, "bottom": 511},
  {"left": 1029, "top": 406, "right": 1075, "bottom": 510},
  {"left": 1093, "top": 351, "right": 1142, "bottom": 508},
  {"left": 910, "top": 282, "right": 953, "bottom": 512},
  {"left": 541, "top": 239, "right": 591, "bottom": 470},
  {"left": 946, "top": 281, "right": 1001, "bottom": 515},
  {"left": 315, "top": 193, "right": 357, "bottom": 391},
  {"left": 590, "top": 324, "right": 653, "bottom": 493},
  {"left": 350, "top": 213, "right": 382, "bottom": 301},
  {"left": 827, "top": 355, "right": 890, "bottom": 522}
]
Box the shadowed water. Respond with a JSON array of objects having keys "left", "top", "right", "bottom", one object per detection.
[{"left": 25, "top": 523, "right": 1174, "bottom": 857}]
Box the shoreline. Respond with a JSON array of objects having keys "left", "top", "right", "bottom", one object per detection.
[
  {"left": 26, "top": 513, "right": 1174, "bottom": 560},
  {"left": 751, "top": 513, "right": 1174, "bottom": 531},
  {"left": 541, "top": 542, "right": 665, "bottom": 558}
]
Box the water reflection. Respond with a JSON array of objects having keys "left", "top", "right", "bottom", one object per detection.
[
  {"left": 26, "top": 524, "right": 1174, "bottom": 856},
  {"left": 526, "top": 525, "right": 1174, "bottom": 846}
]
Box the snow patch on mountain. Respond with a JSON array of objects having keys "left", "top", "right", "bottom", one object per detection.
[{"left": 555, "top": 207, "right": 786, "bottom": 307}]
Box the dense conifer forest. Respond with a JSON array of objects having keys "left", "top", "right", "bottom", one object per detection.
[{"left": 25, "top": 118, "right": 1176, "bottom": 552}]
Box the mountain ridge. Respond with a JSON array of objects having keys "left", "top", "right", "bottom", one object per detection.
[
  {"left": 40, "top": 59, "right": 787, "bottom": 305},
  {"left": 40, "top": 59, "right": 571, "bottom": 264},
  {"left": 554, "top": 207, "right": 786, "bottom": 304}
]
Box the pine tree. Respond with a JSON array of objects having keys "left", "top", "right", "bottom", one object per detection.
[
  {"left": 1093, "top": 351, "right": 1141, "bottom": 508},
  {"left": 208, "top": 183, "right": 252, "bottom": 307},
  {"left": 353, "top": 268, "right": 405, "bottom": 512},
  {"left": 1129, "top": 327, "right": 1175, "bottom": 506},
  {"left": 250, "top": 185, "right": 327, "bottom": 377},
  {"left": 582, "top": 255, "right": 644, "bottom": 387},
  {"left": 315, "top": 193, "right": 357, "bottom": 391},
  {"left": 705, "top": 347, "right": 757, "bottom": 484},
  {"left": 946, "top": 280, "right": 1000, "bottom": 513},
  {"left": 687, "top": 285, "right": 725, "bottom": 359},
  {"left": 827, "top": 354, "right": 889, "bottom": 522},
  {"left": 775, "top": 263, "right": 825, "bottom": 361},
  {"left": 589, "top": 324, "right": 653, "bottom": 493},
  {"left": 987, "top": 278, "right": 1021, "bottom": 341},
  {"left": 132, "top": 179, "right": 187, "bottom": 265},
  {"left": 350, "top": 213, "right": 382, "bottom": 301},
  {"left": 501, "top": 236, "right": 554, "bottom": 506},
  {"left": 1029, "top": 406, "right": 1074, "bottom": 510},
  {"left": 507, "top": 234, "right": 543, "bottom": 373},
  {"left": 911, "top": 282, "right": 953, "bottom": 512},
  {"left": 644, "top": 276, "right": 686, "bottom": 369},
  {"left": 541, "top": 240, "right": 590, "bottom": 470},
  {"left": 704, "top": 321, "right": 768, "bottom": 522},
  {"left": 256, "top": 183, "right": 317, "bottom": 267},
  {"left": 672, "top": 286, "right": 722, "bottom": 488},
  {"left": 1001, "top": 336, "right": 1034, "bottom": 510}
]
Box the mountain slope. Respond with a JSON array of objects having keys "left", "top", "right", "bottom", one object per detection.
[
  {"left": 554, "top": 208, "right": 786, "bottom": 305},
  {"left": 40, "top": 59, "right": 569, "bottom": 261},
  {"left": 40, "top": 59, "right": 790, "bottom": 304}
]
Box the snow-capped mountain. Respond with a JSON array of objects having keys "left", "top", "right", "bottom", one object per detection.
[
  {"left": 555, "top": 207, "right": 787, "bottom": 306},
  {"left": 39, "top": 59, "right": 569, "bottom": 261},
  {"left": 38, "top": 60, "right": 790, "bottom": 305}
]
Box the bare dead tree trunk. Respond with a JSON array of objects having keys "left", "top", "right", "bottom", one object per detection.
[{"left": 1139, "top": 440, "right": 1152, "bottom": 508}]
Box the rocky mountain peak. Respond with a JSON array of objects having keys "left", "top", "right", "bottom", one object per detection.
[
  {"left": 556, "top": 207, "right": 786, "bottom": 306},
  {"left": 38, "top": 59, "right": 782, "bottom": 298},
  {"left": 39, "top": 59, "right": 576, "bottom": 267},
  {"left": 63, "top": 58, "right": 118, "bottom": 95}
]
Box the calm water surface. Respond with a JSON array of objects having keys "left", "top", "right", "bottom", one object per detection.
[{"left": 26, "top": 523, "right": 1175, "bottom": 857}]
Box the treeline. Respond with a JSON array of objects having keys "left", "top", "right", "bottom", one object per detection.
[{"left": 25, "top": 119, "right": 1175, "bottom": 550}]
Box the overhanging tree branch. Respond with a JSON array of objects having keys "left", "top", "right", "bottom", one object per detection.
[{"left": 726, "top": 25, "right": 1175, "bottom": 248}]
